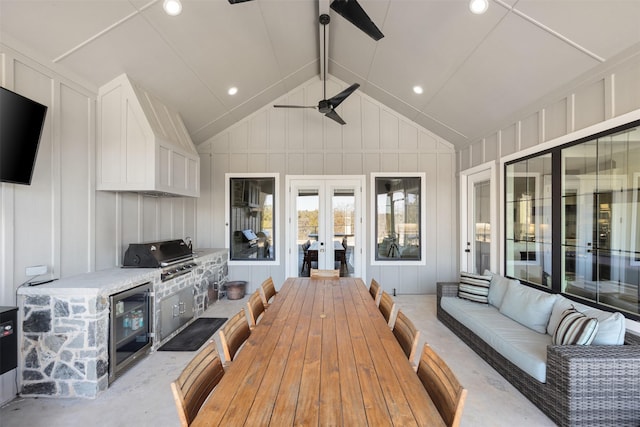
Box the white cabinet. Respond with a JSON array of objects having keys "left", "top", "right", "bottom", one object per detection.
[{"left": 97, "top": 74, "right": 200, "bottom": 197}]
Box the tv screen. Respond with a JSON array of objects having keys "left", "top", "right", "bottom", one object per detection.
[{"left": 0, "top": 87, "right": 48, "bottom": 185}]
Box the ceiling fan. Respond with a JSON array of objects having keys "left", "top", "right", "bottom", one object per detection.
[
  {"left": 228, "top": 0, "right": 384, "bottom": 41},
  {"left": 273, "top": 14, "right": 360, "bottom": 125}
]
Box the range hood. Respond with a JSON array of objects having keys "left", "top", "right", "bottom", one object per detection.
[{"left": 97, "top": 74, "right": 200, "bottom": 197}]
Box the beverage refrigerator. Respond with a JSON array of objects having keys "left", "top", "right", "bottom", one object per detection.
[{"left": 109, "top": 282, "right": 153, "bottom": 383}]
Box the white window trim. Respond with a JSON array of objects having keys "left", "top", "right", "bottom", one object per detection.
[
  {"left": 370, "top": 172, "right": 426, "bottom": 266},
  {"left": 225, "top": 172, "right": 280, "bottom": 266}
]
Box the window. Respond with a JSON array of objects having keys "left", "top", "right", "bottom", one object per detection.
[
  {"left": 504, "top": 120, "right": 640, "bottom": 319},
  {"left": 505, "top": 153, "right": 552, "bottom": 288},
  {"left": 227, "top": 175, "right": 277, "bottom": 262},
  {"left": 372, "top": 174, "right": 425, "bottom": 263}
]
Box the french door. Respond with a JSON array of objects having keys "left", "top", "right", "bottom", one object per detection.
[
  {"left": 287, "top": 176, "right": 365, "bottom": 278},
  {"left": 460, "top": 165, "right": 497, "bottom": 274}
]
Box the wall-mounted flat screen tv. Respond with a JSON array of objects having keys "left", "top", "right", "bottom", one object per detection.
[{"left": 0, "top": 87, "right": 48, "bottom": 185}]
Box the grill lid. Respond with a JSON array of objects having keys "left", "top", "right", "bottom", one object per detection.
[{"left": 123, "top": 239, "right": 192, "bottom": 268}]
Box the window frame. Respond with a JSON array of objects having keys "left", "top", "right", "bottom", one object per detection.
[
  {"left": 502, "top": 119, "right": 640, "bottom": 321},
  {"left": 225, "top": 173, "right": 280, "bottom": 266},
  {"left": 370, "top": 172, "right": 426, "bottom": 266}
]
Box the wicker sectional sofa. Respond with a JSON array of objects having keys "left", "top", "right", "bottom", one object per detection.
[{"left": 437, "top": 281, "right": 640, "bottom": 427}]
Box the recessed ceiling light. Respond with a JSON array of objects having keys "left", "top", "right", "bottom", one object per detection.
[
  {"left": 469, "top": 0, "right": 489, "bottom": 15},
  {"left": 228, "top": 87, "right": 238, "bottom": 96},
  {"left": 413, "top": 86, "right": 424, "bottom": 95},
  {"left": 163, "top": 0, "right": 182, "bottom": 16}
]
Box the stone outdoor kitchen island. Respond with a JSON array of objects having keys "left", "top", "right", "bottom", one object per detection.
[{"left": 17, "top": 249, "right": 227, "bottom": 398}]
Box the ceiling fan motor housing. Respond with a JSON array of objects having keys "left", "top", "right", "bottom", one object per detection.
[{"left": 318, "top": 99, "right": 331, "bottom": 113}]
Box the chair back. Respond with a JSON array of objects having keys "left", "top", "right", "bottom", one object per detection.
[
  {"left": 219, "top": 309, "right": 251, "bottom": 362},
  {"left": 247, "top": 290, "right": 265, "bottom": 328},
  {"left": 369, "top": 278, "right": 382, "bottom": 306},
  {"left": 170, "top": 341, "right": 224, "bottom": 426},
  {"left": 310, "top": 268, "right": 339, "bottom": 278},
  {"left": 259, "top": 277, "right": 277, "bottom": 307},
  {"left": 416, "top": 344, "right": 468, "bottom": 427},
  {"left": 378, "top": 291, "right": 396, "bottom": 327},
  {"left": 392, "top": 310, "right": 421, "bottom": 363}
]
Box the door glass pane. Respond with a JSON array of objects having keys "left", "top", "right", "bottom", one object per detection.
[
  {"left": 474, "top": 180, "right": 490, "bottom": 274},
  {"left": 297, "top": 189, "right": 319, "bottom": 276},
  {"left": 332, "top": 189, "right": 354, "bottom": 275},
  {"left": 229, "top": 177, "right": 275, "bottom": 261},
  {"left": 375, "top": 176, "right": 421, "bottom": 260},
  {"left": 505, "top": 154, "right": 552, "bottom": 288}
]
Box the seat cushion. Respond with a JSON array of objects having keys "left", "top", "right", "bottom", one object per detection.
[{"left": 441, "top": 297, "right": 550, "bottom": 383}]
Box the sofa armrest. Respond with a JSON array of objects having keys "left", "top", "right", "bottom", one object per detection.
[
  {"left": 547, "top": 343, "right": 640, "bottom": 423},
  {"left": 437, "top": 282, "right": 459, "bottom": 300}
]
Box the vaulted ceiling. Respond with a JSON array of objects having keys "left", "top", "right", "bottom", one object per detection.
[{"left": 1, "top": 0, "right": 639, "bottom": 150}]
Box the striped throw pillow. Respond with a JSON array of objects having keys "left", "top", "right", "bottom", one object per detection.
[
  {"left": 458, "top": 271, "right": 492, "bottom": 304},
  {"left": 552, "top": 305, "right": 599, "bottom": 345}
]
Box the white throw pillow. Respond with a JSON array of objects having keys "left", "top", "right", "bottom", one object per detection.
[
  {"left": 499, "top": 283, "right": 558, "bottom": 333},
  {"left": 547, "top": 295, "right": 625, "bottom": 345}
]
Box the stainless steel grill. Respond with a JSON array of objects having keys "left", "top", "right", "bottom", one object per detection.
[{"left": 122, "top": 239, "right": 197, "bottom": 282}]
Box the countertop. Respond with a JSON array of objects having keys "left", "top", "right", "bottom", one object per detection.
[{"left": 17, "top": 248, "right": 227, "bottom": 297}]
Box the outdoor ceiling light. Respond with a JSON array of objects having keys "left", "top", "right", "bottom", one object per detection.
[
  {"left": 163, "top": 0, "right": 182, "bottom": 16},
  {"left": 413, "top": 85, "right": 424, "bottom": 95},
  {"left": 469, "top": 0, "right": 489, "bottom": 15},
  {"left": 228, "top": 87, "right": 238, "bottom": 96}
]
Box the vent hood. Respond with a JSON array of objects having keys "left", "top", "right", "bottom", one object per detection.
[{"left": 97, "top": 74, "right": 199, "bottom": 197}]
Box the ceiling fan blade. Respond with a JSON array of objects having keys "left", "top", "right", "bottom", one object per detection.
[
  {"left": 228, "top": 0, "right": 254, "bottom": 4},
  {"left": 330, "top": 0, "right": 384, "bottom": 41},
  {"left": 325, "top": 109, "right": 346, "bottom": 125},
  {"left": 273, "top": 104, "right": 316, "bottom": 109},
  {"left": 328, "top": 83, "right": 360, "bottom": 109}
]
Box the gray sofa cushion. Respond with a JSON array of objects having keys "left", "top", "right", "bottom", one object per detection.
[
  {"left": 499, "top": 282, "right": 557, "bottom": 333},
  {"left": 441, "top": 296, "right": 550, "bottom": 383},
  {"left": 484, "top": 269, "right": 519, "bottom": 309}
]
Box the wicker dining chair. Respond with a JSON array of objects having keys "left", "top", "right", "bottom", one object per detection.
[
  {"left": 392, "top": 309, "right": 421, "bottom": 368},
  {"left": 416, "top": 344, "right": 468, "bottom": 427},
  {"left": 170, "top": 340, "right": 224, "bottom": 426},
  {"left": 310, "top": 268, "right": 340, "bottom": 278},
  {"left": 378, "top": 291, "right": 396, "bottom": 328},
  {"left": 369, "top": 278, "right": 382, "bottom": 306},
  {"left": 246, "top": 290, "right": 265, "bottom": 329},
  {"left": 219, "top": 309, "right": 251, "bottom": 364},
  {"left": 259, "top": 277, "right": 277, "bottom": 308}
]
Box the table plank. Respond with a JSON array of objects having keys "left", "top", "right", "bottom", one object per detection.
[
  {"left": 293, "top": 280, "right": 325, "bottom": 425},
  {"left": 333, "top": 283, "right": 368, "bottom": 425},
  {"left": 269, "top": 279, "right": 316, "bottom": 425},
  {"left": 319, "top": 281, "right": 342, "bottom": 425},
  {"left": 243, "top": 279, "right": 310, "bottom": 425},
  {"left": 341, "top": 279, "right": 393, "bottom": 425}
]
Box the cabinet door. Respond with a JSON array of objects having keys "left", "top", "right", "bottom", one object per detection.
[
  {"left": 179, "top": 289, "right": 195, "bottom": 325},
  {"left": 159, "top": 293, "right": 181, "bottom": 342}
]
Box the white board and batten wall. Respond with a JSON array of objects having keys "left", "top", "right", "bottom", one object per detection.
[
  {"left": 0, "top": 45, "right": 197, "bottom": 403},
  {"left": 196, "top": 76, "right": 458, "bottom": 295}
]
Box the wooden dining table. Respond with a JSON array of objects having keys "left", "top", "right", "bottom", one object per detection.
[{"left": 191, "top": 277, "right": 445, "bottom": 427}]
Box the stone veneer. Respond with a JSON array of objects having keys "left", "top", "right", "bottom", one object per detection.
[
  {"left": 17, "top": 249, "right": 227, "bottom": 398},
  {"left": 152, "top": 250, "right": 228, "bottom": 350}
]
